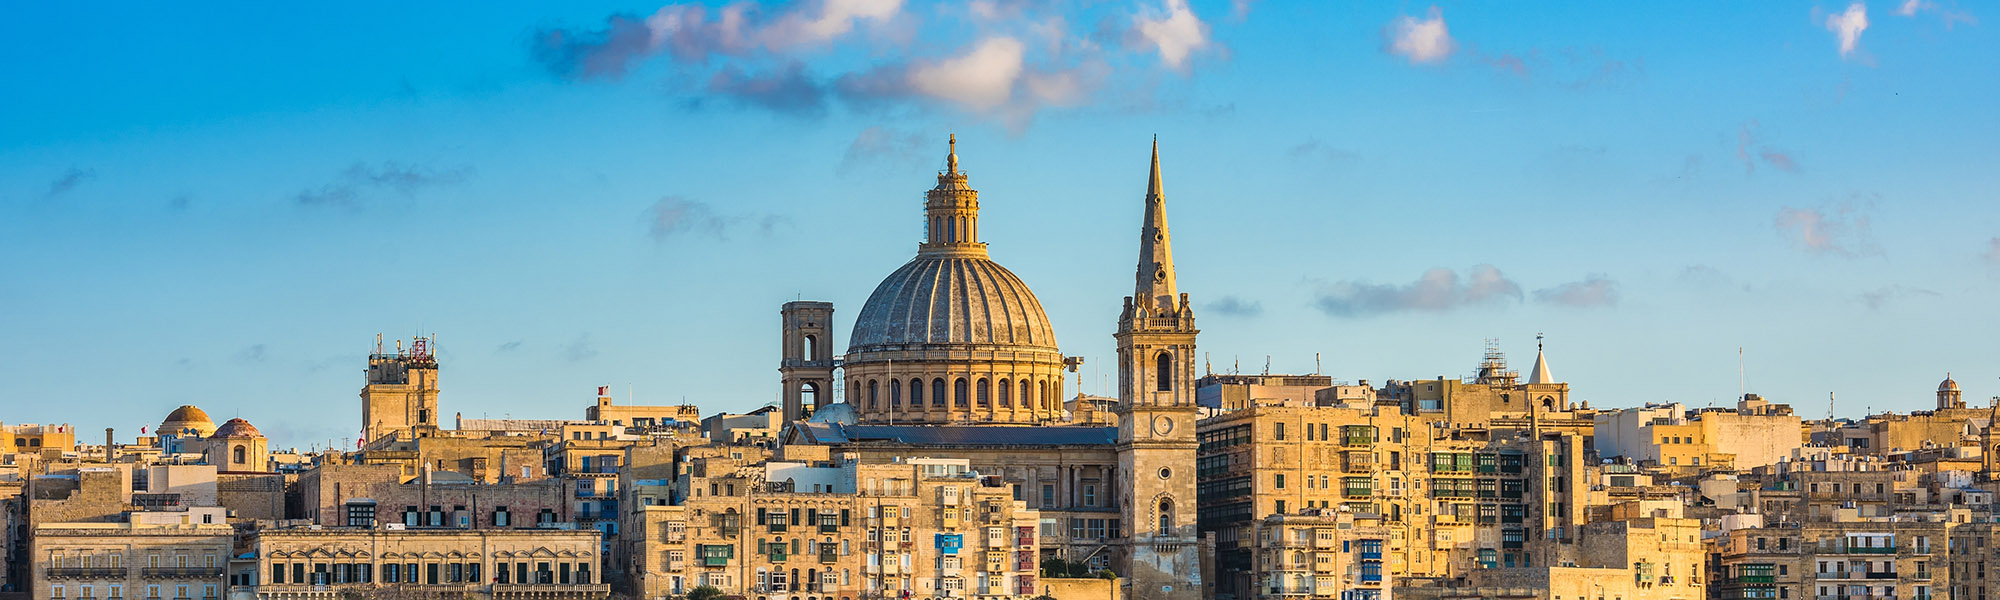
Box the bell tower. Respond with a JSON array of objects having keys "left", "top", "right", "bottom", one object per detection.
[
  {"left": 780, "top": 301, "right": 836, "bottom": 422},
  {"left": 1114, "top": 138, "right": 1203, "bottom": 600},
  {"left": 360, "top": 335, "right": 441, "bottom": 445}
]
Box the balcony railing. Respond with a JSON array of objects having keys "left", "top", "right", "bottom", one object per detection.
[
  {"left": 46, "top": 567, "right": 129, "bottom": 578},
  {"left": 142, "top": 567, "right": 224, "bottom": 578},
  {"left": 1844, "top": 546, "right": 1897, "bottom": 554}
]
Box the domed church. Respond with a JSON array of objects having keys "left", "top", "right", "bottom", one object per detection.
[{"left": 785, "top": 136, "right": 1207, "bottom": 600}]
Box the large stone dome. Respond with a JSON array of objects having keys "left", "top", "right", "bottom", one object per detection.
[
  {"left": 848, "top": 255, "right": 1058, "bottom": 352},
  {"left": 834, "top": 136, "right": 1068, "bottom": 425},
  {"left": 160, "top": 405, "right": 217, "bottom": 437}
]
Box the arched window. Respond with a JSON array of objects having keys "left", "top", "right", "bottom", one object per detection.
[
  {"left": 1038, "top": 381, "right": 1049, "bottom": 410},
  {"left": 997, "top": 379, "right": 1011, "bottom": 407},
  {"left": 1158, "top": 498, "right": 1174, "bottom": 533},
  {"left": 909, "top": 379, "right": 923, "bottom": 405},
  {"left": 1020, "top": 379, "right": 1032, "bottom": 409},
  {"left": 947, "top": 218, "right": 957, "bottom": 242},
  {"left": 976, "top": 378, "right": 990, "bottom": 406},
  {"left": 1156, "top": 351, "right": 1173, "bottom": 392},
  {"left": 800, "top": 382, "right": 820, "bottom": 412},
  {"left": 932, "top": 379, "right": 947, "bottom": 406},
  {"left": 867, "top": 380, "right": 878, "bottom": 408},
  {"left": 233, "top": 445, "right": 246, "bottom": 464},
  {"left": 889, "top": 380, "right": 902, "bottom": 406},
  {"left": 954, "top": 378, "right": 969, "bottom": 406}
]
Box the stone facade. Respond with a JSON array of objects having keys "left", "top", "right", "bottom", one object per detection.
[
  {"left": 238, "top": 527, "right": 606, "bottom": 599},
  {"left": 30, "top": 521, "right": 232, "bottom": 600},
  {"left": 626, "top": 455, "right": 1040, "bottom": 600},
  {"left": 292, "top": 464, "right": 571, "bottom": 530}
]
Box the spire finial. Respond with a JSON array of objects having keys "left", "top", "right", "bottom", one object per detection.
[
  {"left": 946, "top": 133, "right": 959, "bottom": 175},
  {"left": 1537, "top": 331, "right": 1544, "bottom": 352},
  {"left": 1147, "top": 135, "right": 1163, "bottom": 198}
]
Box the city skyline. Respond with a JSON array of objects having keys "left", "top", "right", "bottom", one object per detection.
[{"left": 4, "top": 1, "right": 1997, "bottom": 444}]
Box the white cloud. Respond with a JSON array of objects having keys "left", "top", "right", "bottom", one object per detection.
[
  {"left": 762, "top": 0, "right": 903, "bottom": 48},
  {"left": 1898, "top": 0, "right": 1924, "bottom": 16},
  {"left": 1135, "top": 0, "right": 1210, "bottom": 71},
  {"left": 1386, "top": 6, "right": 1455, "bottom": 65},
  {"left": 1313, "top": 265, "right": 1521, "bottom": 317},
  {"left": 1825, "top": 2, "right": 1869, "bottom": 59},
  {"left": 908, "top": 37, "right": 1027, "bottom": 112},
  {"left": 1533, "top": 275, "right": 1620, "bottom": 308}
]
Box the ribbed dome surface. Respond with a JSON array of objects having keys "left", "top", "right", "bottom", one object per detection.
[
  {"left": 212, "top": 418, "right": 263, "bottom": 439},
  {"left": 849, "top": 256, "right": 1057, "bottom": 350}
]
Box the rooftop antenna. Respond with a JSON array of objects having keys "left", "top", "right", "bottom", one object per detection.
[
  {"left": 1738, "top": 347, "right": 1746, "bottom": 402},
  {"left": 1314, "top": 353, "right": 1321, "bottom": 376},
  {"left": 1263, "top": 355, "right": 1270, "bottom": 376}
]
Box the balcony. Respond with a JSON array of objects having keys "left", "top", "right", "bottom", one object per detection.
[
  {"left": 142, "top": 567, "right": 224, "bottom": 578},
  {"left": 1728, "top": 575, "right": 1777, "bottom": 584},
  {"left": 820, "top": 523, "right": 840, "bottom": 534},
  {"left": 769, "top": 552, "right": 788, "bottom": 563},
  {"left": 702, "top": 557, "right": 729, "bottom": 567},
  {"left": 1844, "top": 546, "right": 1897, "bottom": 554},
  {"left": 490, "top": 583, "right": 613, "bottom": 598},
  {"left": 46, "top": 567, "right": 129, "bottom": 579},
  {"left": 1864, "top": 571, "right": 1898, "bottom": 579},
  {"left": 1359, "top": 550, "right": 1383, "bottom": 561},
  {"left": 820, "top": 551, "right": 838, "bottom": 564}
]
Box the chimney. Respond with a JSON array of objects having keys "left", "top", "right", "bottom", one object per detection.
[{"left": 105, "top": 428, "right": 115, "bottom": 463}]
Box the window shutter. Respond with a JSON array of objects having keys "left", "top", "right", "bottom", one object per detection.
[{"left": 757, "top": 508, "right": 767, "bottom": 525}]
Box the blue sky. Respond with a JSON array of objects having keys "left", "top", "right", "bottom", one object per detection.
[{"left": 3, "top": 1, "right": 1995, "bottom": 448}]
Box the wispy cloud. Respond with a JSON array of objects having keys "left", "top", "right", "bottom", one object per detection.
[
  {"left": 532, "top": 0, "right": 1216, "bottom": 128},
  {"left": 704, "top": 62, "right": 828, "bottom": 115},
  {"left": 1895, "top": 0, "right": 1978, "bottom": 27},
  {"left": 295, "top": 162, "right": 473, "bottom": 208},
  {"left": 1287, "top": 138, "right": 1357, "bottom": 163},
  {"left": 1858, "top": 285, "right": 1940, "bottom": 309},
  {"left": 646, "top": 197, "right": 785, "bottom": 241},
  {"left": 562, "top": 334, "right": 599, "bottom": 363},
  {"left": 46, "top": 167, "right": 95, "bottom": 198},
  {"left": 496, "top": 340, "right": 523, "bottom": 353},
  {"left": 1207, "top": 295, "right": 1263, "bottom": 317},
  {"left": 1384, "top": 6, "right": 1454, "bottom": 65},
  {"left": 1736, "top": 121, "right": 1801, "bottom": 175},
  {"left": 1825, "top": 2, "right": 1870, "bottom": 60},
  {"left": 1776, "top": 203, "right": 1878, "bottom": 257},
  {"left": 235, "top": 344, "right": 269, "bottom": 364},
  {"left": 1533, "top": 275, "right": 1619, "bottom": 308},
  {"left": 1313, "top": 265, "right": 1521, "bottom": 318},
  {"left": 840, "top": 126, "right": 930, "bottom": 173}
]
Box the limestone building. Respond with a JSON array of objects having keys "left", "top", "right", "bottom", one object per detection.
[
  {"left": 31, "top": 520, "right": 232, "bottom": 600},
  {"left": 627, "top": 453, "right": 1041, "bottom": 600},
  {"left": 782, "top": 137, "right": 1207, "bottom": 599},
  {"left": 236, "top": 526, "right": 607, "bottom": 598}
]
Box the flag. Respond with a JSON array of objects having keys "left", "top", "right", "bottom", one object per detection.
[{"left": 140, "top": 426, "right": 147, "bottom": 434}]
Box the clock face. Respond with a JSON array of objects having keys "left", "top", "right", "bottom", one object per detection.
[{"left": 1153, "top": 415, "right": 1175, "bottom": 435}]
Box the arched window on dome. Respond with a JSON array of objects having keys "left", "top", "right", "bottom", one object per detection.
[
  {"left": 1038, "top": 380, "right": 1049, "bottom": 410},
  {"left": 997, "top": 379, "right": 1010, "bottom": 408},
  {"left": 233, "top": 445, "right": 246, "bottom": 465},
  {"left": 1156, "top": 351, "right": 1173, "bottom": 392},
  {"left": 889, "top": 380, "right": 902, "bottom": 407},
  {"left": 976, "top": 378, "right": 990, "bottom": 406},
  {"left": 932, "top": 379, "right": 946, "bottom": 406},
  {"left": 867, "top": 380, "right": 878, "bottom": 409},
  {"left": 1019, "top": 379, "right": 1031, "bottom": 409},
  {"left": 947, "top": 218, "right": 957, "bottom": 243},
  {"left": 910, "top": 379, "right": 924, "bottom": 406},
  {"left": 954, "top": 378, "right": 969, "bottom": 407}
]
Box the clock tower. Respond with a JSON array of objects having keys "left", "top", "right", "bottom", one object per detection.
[{"left": 1114, "top": 138, "right": 1203, "bottom": 600}]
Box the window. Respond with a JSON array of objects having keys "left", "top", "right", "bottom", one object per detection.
[
  {"left": 1083, "top": 485, "right": 1097, "bottom": 507},
  {"left": 1275, "top": 474, "right": 1286, "bottom": 489},
  {"left": 1156, "top": 352, "right": 1173, "bottom": 391},
  {"left": 1275, "top": 422, "right": 1286, "bottom": 441},
  {"left": 1042, "top": 485, "right": 1055, "bottom": 507},
  {"left": 52, "top": 585, "right": 66, "bottom": 599},
  {"left": 494, "top": 506, "right": 511, "bottom": 527},
  {"left": 232, "top": 445, "right": 246, "bottom": 464},
  {"left": 346, "top": 502, "right": 376, "bottom": 527},
  {"left": 932, "top": 379, "right": 946, "bottom": 406},
  {"left": 954, "top": 378, "right": 969, "bottom": 406}
]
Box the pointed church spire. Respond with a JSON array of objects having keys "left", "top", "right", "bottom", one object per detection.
[
  {"left": 1527, "top": 333, "right": 1554, "bottom": 385},
  {"left": 1135, "top": 136, "right": 1178, "bottom": 311},
  {"left": 1147, "top": 135, "right": 1163, "bottom": 198}
]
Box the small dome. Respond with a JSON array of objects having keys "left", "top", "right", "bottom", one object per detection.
[
  {"left": 1941, "top": 375, "right": 1961, "bottom": 392},
  {"left": 212, "top": 418, "right": 263, "bottom": 439},
  {"left": 160, "top": 405, "right": 217, "bottom": 437}
]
